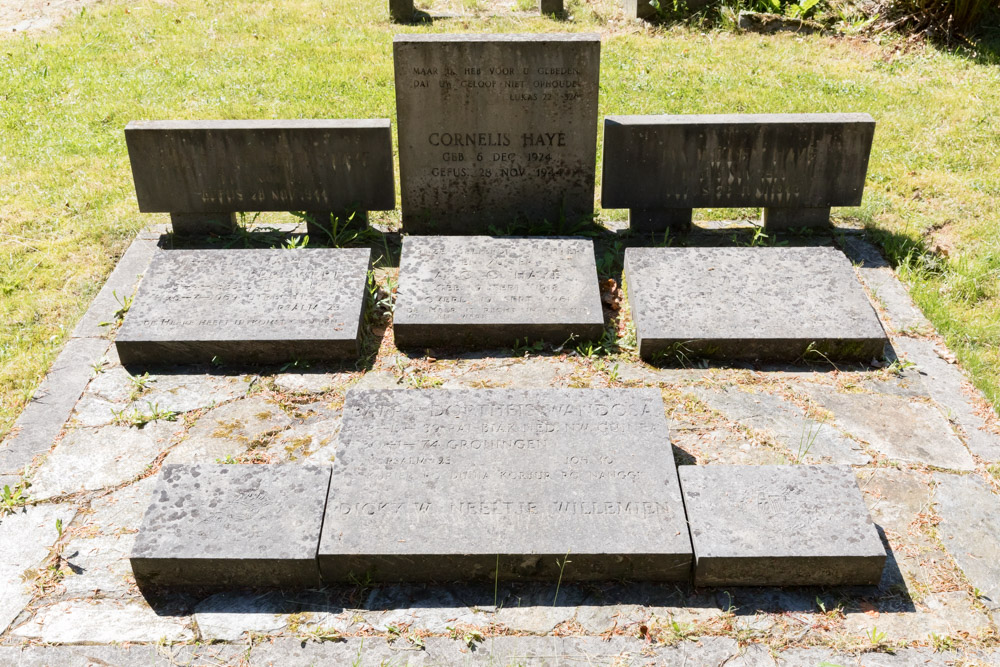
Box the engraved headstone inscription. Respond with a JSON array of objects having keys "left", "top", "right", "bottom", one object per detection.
[
  {"left": 393, "top": 236, "right": 605, "bottom": 348},
  {"left": 393, "top": 34, "right": 601, "bottom": 233},
  {"left": 679, "top": 464, "right": 887, "bottom": 586},
  {"left": 130, "top": 464, "right": 332, "bottom": 588},
  {"left": 115, "top": 248, "right": 371, "bottom": 365},
  {"left": 125, "top": 119, "right": 395, "bottom": 236},
  {"left": 317, "top": 388, "right": 692, "bottom": 582},
  {"left": 624, "top": 246, "right": 888, "bottom": 362},
  {"left": 602, "top": 113, "right": 875, "bottom": 232}
]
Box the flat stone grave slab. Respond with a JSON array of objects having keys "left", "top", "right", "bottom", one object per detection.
[
  {"left": 679, "top": 464, "right": 886, "bottom": 586},
  {"left": 393, "top": 236, "right": 605, "bottom": 348},
  {"left": 624, "top": 246, "right": 888, "bottom": 362},
  {"left": 115, "top": 248, "right": 370, "bottom": 365},
  {"left": 394, "top": 33, "right": 600, "bottom": 233},
  {"left": 130, "top": 464, "right": 332, "bottom": 588},
  {"left": 318, "top": 388, "right": 691, "bottom": 582}
]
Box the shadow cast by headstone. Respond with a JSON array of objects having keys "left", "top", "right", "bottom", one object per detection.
[
  {"left": 619, "top": 221, "right": 858, "bottom": 251},
  {"left": 691, "top": 524, "right": 915, "bottom": 616},
  {"left": 119, "top": 356, "right": 378, "bottom": 378},
  {"left": 155, "top": 228, "right": 402, "bottom": 268},
  {"left": 137, "top": 532, "right": 914, "bottom": 622},
  {"left": 638, "top": 353, "right": 893, "bottom": 376}
]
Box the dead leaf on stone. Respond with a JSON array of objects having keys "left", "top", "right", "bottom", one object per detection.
[
  {"left": 600, "top": 278, "right": 622, "bottom": 311},
  {"left": 861, "top": 601, "right": 879, "bottom": 616},
  {"left": 935, "top": 346, "right": 957, "bottom": 364}
]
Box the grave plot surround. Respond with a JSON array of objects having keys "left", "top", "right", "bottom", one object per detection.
[
  {"left": 394, "top": 34, "right": 600, "bottom": 233},
  {"left": 318, "top": 388, "right": 692, "bottom": 582},
  {"left": 624, "top": 246, "right": 888, "bottom": 362},
  {"left": 115, "top": 248, "right": 371, "bottom": 365},
  {"left": 602, "top": 113, "right": 875, "bottom": 232},
  {"left": 679, "top": 465, "right": 887, "bottom": 586},
  {"left": 393, "top": 236, "right": 605, "bottom": 348},
  {"left": 130, "top": 464, "right": 332, "bottom": 588},
  {"left": 125, "top": 119, "right": 395, "bottom": 236}
]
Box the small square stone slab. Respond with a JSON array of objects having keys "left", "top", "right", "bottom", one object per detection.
[
  {"left": 318, "top": 388, "right": 691, "bottom": 582},
  {"left": 115, "top": 248, "right": 371, "bottom": 365},
  {"left": 393, "top": 236, "right": 605, "bottom": 349},
  {"left": 624, "top": 246, "right": 888, "bottom": 362},
  {"left": 131, "top": 464, "right": 332, "bottom": 588},
  {"left": 679, "top": 464, "right": 886, "bottom": 586}
]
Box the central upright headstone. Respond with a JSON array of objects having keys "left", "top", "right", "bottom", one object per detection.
[
  {"left": 394, "top": 34, "right": 601, "bottom": 233},
  {"left": 318, "top": 388, "right": 691, "bottom": 582}
]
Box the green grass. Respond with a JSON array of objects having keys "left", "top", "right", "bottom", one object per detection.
[{"left": 2, "top": 0, "right": 1000, "bottom": 438}]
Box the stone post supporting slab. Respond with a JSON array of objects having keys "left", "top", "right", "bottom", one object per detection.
[
  {"left": 624, "top": 0, "right": 657, "bottom": 19},
  {"left": 762, "top": 206, "right": 831, "bottom": 231},
  {"left": 389, "top": 0, "right": 414, "bottom": 22},
  {"left": 169, "top": 212, "right": 238, "bottom": 237},
  {"left": 628, "top": 208, "right": 692, "bottom": 234}
]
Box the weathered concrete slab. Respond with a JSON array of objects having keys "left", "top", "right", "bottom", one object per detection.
[
  {"left": 131, "top": 464, "right": 331, "bottom": 588},
  {"left": 693, "top": 386, "right": 870, "bottom": 465},
  {"left": 394, "top": 236, "right": 605, "bottom": 348},
  {"left": 806, "top": 386, "right": 975, "bottom": 470},
  {"left": 125, "top": 119, "right": 394, "bottom": 234},
  {"left": 895, "top": 336, "right": 1000, "bottom": 461},
  {"left": 0, "top": 336, "right": 110, "bottom": 482},
  {"left": 61, "top": 477, "right": 157, "bottom": 597},
  {"left": 318, "top": 388, "right": 691, "bottom": 582},
  {"left": 0, "top": 504, "right": 76, "bottom": 633},
  {"left": 843, "top": 590, "right": 990, "bottom": 643},
  {"left": 934, "top": 472, "right": 1000, "bottom": 611},
  {"left": 0, "top": 645, "right": 246, "bottom": 667},
  {"left": 115, "top": 248, "right": 370, "bottom": 365},
  {"left": 136, "top": 372, "right": 250, "bottom": 414},
  {"left": 840, "top": 234, "right": 934, "bottom": 336},
  {"left": 71, "top": 236, "right": 158, "bottom": 339},
  {"left": 163, "top": 395, "right": 292, "bottom": 465},
  {"left": 193, "top": 591, "right": 290, "bottom": 641},
  {"left": 29, "top": 421, "right": 177, "bottom": 500},
  {"left": 602, "top": 113, "right": 874, "bottom": 232},
  {"left": 624, "top": 247, "right": 888, "bottom": 362},
  {"left": 249, "top": 636, "right": 743, "bottom": 666},
  {"left": 11, "top": 600, "right": 193, "bottom": 643},
  {"left": 394, "top": 33, "right": 600, "bottom": 232},
  {"left": 679, "top": 465, "right": 886, "bottom": 586}
]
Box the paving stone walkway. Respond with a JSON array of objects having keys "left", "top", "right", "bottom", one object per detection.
[{"left": 2, "top": 224, "right": 1000, "bottom": 665}]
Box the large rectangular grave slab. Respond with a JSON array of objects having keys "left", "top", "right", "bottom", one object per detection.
[
  {"left": 394, "top": 34, "right": 600, "bottom": 233},
  {"left": 125, "top": 119, "right": 395, "bottom": 235},
  {"left": 115, "top": 248, "right": 370, "bottom": 365},
  {"left": 602, "top": 113, "right": 875, "bottom": 232},
  {"left": 623, "top": 246, "right": 888, "bottom": 362},
  {"left": 393, "top": 236, "right": 605, "bottom": 348},
  {"left": 678, "top": 465, "right": 886, "bottom": 586},
  {"left": 131, "top": 464, "right": 332, "bottom": 588},
  {"left": 318, "top": 388, "right": 691, "bottom": 582}
]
